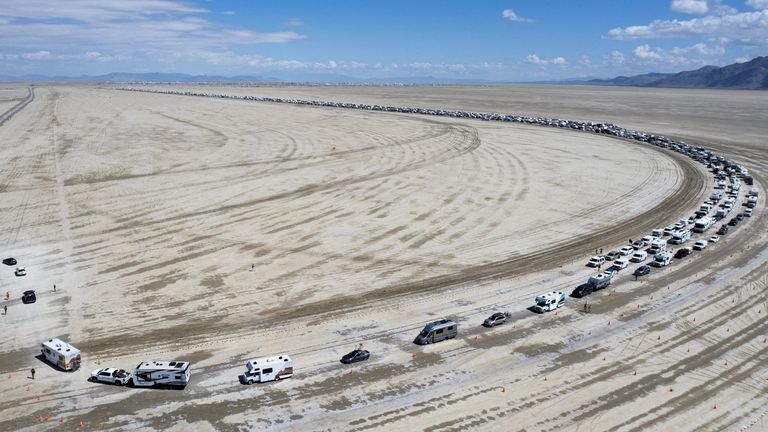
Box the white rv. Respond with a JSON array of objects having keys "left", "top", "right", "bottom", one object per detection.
[
  {"left": 668, "top": 229, "right": 691, "bottom": 245},
  {"left": 239, "top": 355, "right": 294, "bottom": 384},
  {"left": 533, "top": 291, "right": 565, "bottom": 313},
  {"left": 652, "top": 252, "right": 673, "bottom": 267},
  {"left": 40, "top": 338, "right": 81, "bottom": 371},
  {"left": 692, "top": 217, "right": 715, "bottom": 233},
  {"left": 132, "top": 361, "right": 191, "bottom": 388}
]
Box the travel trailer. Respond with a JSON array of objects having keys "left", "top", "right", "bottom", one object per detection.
[
  {"left": 533, "top": 291, "right": 566, "bottom": 313},
  {"left": 587, "top": 273, "right": 612, "bottom": 290},
  {"left": 40, "top": 338, "right": 81, "bottom": 371},
  {"left": 239, "top": 355, "right": 294, "bottom": 384},
  {"left": 132, "top": 361, "right": 191, "bottom": 388},
  {"left": 413, "top": 319, "right": 458, "bottom": 345}
]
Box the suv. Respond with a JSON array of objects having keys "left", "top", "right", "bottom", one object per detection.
[
  {"left": 717, "top": 225, "right": 729, "bottom": 235},
  {"left": 483, "top": 312, "right": 511, "bottom": 327},
  {"left": 571, "top": 283, "right": 594, "bottom": 298},
  {"left": 14, "top": 267, "right": 26, "bottom": 277},
  {"left": 727, "top": 218, "right": 739, "bottom": 226},
  {"left": 2, "top": 257, "right": 16, "bottom": 266},
  {"left": 633, "top": 265, "right": 651, "bottom": 278},
  {"left": 21, "top": 290, "right": 36, "bottom": 304},
  {"left": 675, "top": 248, "right": 692, "bottom": 259}
]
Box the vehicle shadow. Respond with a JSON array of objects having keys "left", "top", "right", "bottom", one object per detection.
[{"left": 34, "top": 354, "right": 72, "bottom": 372}]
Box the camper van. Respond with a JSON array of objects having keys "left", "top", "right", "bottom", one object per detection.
[
  {"left": 413, "top": 319, "right": 458, "bottom": 345},
  {"left": 533, "top": 291, "right": 566, "bottom": 313},
  {"left": 132, "top": 361, "right": 191, "bottom": 388},
  {"left": 692, "top": 217, "right": 715, "bottom": 233},
  {"left": 239, "top": 355, "right": 293, "bottom": 384},
  {"left": 40, "top": 338, "right": 81, "bottom": 371}
]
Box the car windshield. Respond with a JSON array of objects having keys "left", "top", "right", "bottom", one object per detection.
[{"left": 536, "top": 299, "right": 547, "bottom": 307}]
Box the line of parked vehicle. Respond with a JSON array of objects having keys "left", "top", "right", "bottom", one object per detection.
[{"left": 21, "top": 90, "right": 760, "bottom": 395}]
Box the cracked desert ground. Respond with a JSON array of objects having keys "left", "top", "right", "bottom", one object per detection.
[{"left": 1, "top": 83, "right": 767, "bottom": 431}]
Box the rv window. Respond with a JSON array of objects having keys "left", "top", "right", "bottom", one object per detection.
[
  {"left": 447, "top": 326, "right": 454, "bottom": 330},
  {"left": 436, "top": 329, "right": 444, "bottom": 334},
  {"left": 175, "top": 375, "right": 181, "bottom": 379},
  {"left": 263, "top": 368, "right": 273, "bottom": 374},
  {"left": 58, "top": 354, "right": 64, "bottom": 361}
]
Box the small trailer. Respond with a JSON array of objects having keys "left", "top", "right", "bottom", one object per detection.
[
  {"left": 132, "top": 361, "right": 191, "bottom": 388},
  {"left": 240, "top": 355, "right": 294, "bottom": 384},
  {"left": 533, "top": 291, "right": 566, "bottom": 313},
  {"left": 41, "top": 338, "right": 81, "bottom": 371}
]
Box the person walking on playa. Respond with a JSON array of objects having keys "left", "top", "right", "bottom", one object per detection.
[
  {"left": 31, "top": 368, "right": 35, "bottom": 380},
  {"left": 3, "top": 304, "right": 6, "bottom": 315}
]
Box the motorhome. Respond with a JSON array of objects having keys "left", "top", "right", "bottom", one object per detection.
[
  {"left": 40, "top": 338, "right": 81, "bottom": 371},
  {"left": 715, "top": 208, "right": 729, "bottom": 220},
  {"left": 413, "top": 319, "right": 458, "bottom": 345},
  {"left": 692, "top": 217, "right": 715, "bottom": 233},
  {"left": 699, "top": 203, "right": 712, "bottom": 214},
  {"left": 132, "top": 361, "right": 191, "bottom": 388},
  {"left": 709, "top": 191, "right": 723, "bottom": 202},
  {"left": 651, "top": 252, "right": 673, "bottom": 267},
  {"left": 668, "top": 229, "right": 691, "bottom": 245},
  {"left": 533, "top": 291, "right": 566, "bottom": 313},
  {"left": 747, "top": 196, "right": 758, "bottom": 208},
  {"left": 239, "top": 355, "right": 293, "bottom": 384}
]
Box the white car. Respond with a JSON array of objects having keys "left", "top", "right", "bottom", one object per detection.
[
  {"left": 693, "top": 240, "right": 708, "bottom": 251},
  {"left": 89, "top": 368, "right": 131, "bottom": 385},
  {"left": 745, "top": 208, "right": 753, "bottom": 217},
  {"left": 14, "top": 267, "right": 26, "bottom": 277},
  {"left": 612, "top": 258, "right": 629, "bottom": 270},
  {"left": 619, "top": 246, "right": 634, "bottom": 256},
  {"left": 651, "top": 229, "right": 664, "bottom": 237},
  {"left": 587, "top": 256, "right": 605, "bottom": 267},
  {"left": 709, "top": 235, "right": 720, "bottom": 243},
  {"left": 630, "top": 250, "right": 647, "bottom": 262}
]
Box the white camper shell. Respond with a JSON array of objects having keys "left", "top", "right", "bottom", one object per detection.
[
  {"left": 41, "top": 338, "right": 81, "bottom": 371},
  {"left": 240, "top": 355, "right": 294, "bottom": 384},
  {"left": 132, "top": 361, "right": 191, "bottom": 388},
  {"left": 533, "top": 291, "right": 566, "bottom": 313}
]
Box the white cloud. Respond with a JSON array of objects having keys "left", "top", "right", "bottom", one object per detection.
[
  {"left": 21, "top": 50, "right": 51, "bottom": 60},
  {"left": 672, "top": 0, "right": 708, "bottom": 14},
  {"left": 609, "top": 50, "right": 626, "bottom": 64},
  {"left": 733, "top": 56, "right": 750, "bottom": 62},
  {"left": 633, "top": 44, "right": 662, "bottom": 60},
  {"left": 502, "top": 9, "right": 533, "bottom": 23},
  {"left": 525, "top": 54, "right": 566, "bottom": 66},
  {"left": 607, "top": 9, "right": 768, "bottom": 46},
  {"left": 747, "top": 0, "right": 768, "bottom": 8},
  {"left": 526, "top": 54, "right": 546, "bottom": 65},
  {"left": 287, "top": 18, "right": 304, "bottom": 26},
  {"left": 579, "top": 55, "right": 591, "bottom": 65},
  {"left": 223, "top": 10, "right": 235, "bottom": 16}
]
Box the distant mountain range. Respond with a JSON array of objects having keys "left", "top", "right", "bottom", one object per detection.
[
  {"left": 589, "top": 56, "right": 768, "bottom": 89},
  {"left": 1, "top": 56, "right": 766, "bottom": 88}
]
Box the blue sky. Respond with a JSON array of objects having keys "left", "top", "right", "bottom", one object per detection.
[{"left": 1, "top": 0, "right": 767, "bottom": 80}]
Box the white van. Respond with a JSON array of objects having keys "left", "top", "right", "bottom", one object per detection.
[
  {"left": 630, "top": 250, "right": 647, "bottom": 262},
  {"left": 239, "top": 355, "right": 294, "bottom": 384},
  {"left": 41, "top": 338, "right": 81, "bottom": 371}
]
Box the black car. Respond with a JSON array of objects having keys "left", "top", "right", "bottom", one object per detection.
[
  {"left": 633, "top": 265, "right": 651, "bottom": 277},
  {"left": 717, "top": 225, "right": 729, "bottom": 235},
  {"left": 674, "top": 248, "right": 692, "bottom": 259},
  {"left": 21, "top": 290, "right": 36, "bottom": 304},
  {"left": 736, "top": 213, "right": 744, "bottom": 221},
  {"left": 340, "top": 349, "right": 370, "bottom": 364},
  {"left": 2, "top": 257, "right": 16, "bottom": 266},
  {"left": 571, "top": 283, "right": 594, "bottom": 298},
  {"left": 728, "top": 218, "right": 739, "bottom": 226}
]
